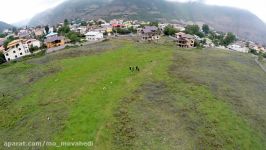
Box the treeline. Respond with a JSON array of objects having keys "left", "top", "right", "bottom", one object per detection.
[{"left": 164, "top": 24, "right": 236, "bottom": 47}]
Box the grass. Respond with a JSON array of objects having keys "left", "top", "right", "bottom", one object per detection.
[{"left": 0, "top": 39, "right": 265, "bottom": 149}]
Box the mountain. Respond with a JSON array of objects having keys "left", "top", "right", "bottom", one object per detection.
[
  {"left": 0, "top": 21, "right": 13, "bottom": 32},
  {"left": 12, "top": 19, "right": 30, "bottom": 27},
  {"left": 29, "top": 0, "right": 266, "bottom": 44}
]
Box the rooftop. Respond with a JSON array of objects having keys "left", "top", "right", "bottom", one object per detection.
[{"left": 7, "top": 39, "right": 26, "bottom": 49}]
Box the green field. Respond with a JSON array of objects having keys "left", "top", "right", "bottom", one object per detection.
[{"left": 0, "top": 39, "right": 266, "bottom": 149}]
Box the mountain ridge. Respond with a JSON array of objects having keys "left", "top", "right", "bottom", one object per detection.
[
  {"left": 29, "top": 0, "right": 266, "bottom": 44},
  {"left": 0, "top": 21, "right": 14, "bottom": 32}
]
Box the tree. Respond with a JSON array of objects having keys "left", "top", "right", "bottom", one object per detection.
[
  {"left": 263, "top": 53, "right": 266, "bottom": 58},
  {"left": 163, "top": 25, "right": 178, "bottom": 36},
  {"left": 58, "top": 26, "right": 70, "bottom": 35},
  {"left": 45, "top": 25, "right": 49, "bottom": 34},
  {"left": 0, "top": 33, "right": 5, "bottom": 38},
  {"left": 3, "top": 36, "right": 15, "bottom": 49},
  {"left": 202, "top": 24, "right": 210, "bottom": 34},
  {"left": 64, "top": 19, "right": 69, "bottom": 26},
  {"left": 222, "top": 32, "right": 236, "bottom": 46},
  {"left": 185, "top": 25, "right": 200, "bottom": 35},
  {"left": 66, "top": 32, "right": 80, "bottom": 43},
  {"left": 128, "top": 26, "right": 137, "bottom": 33},
  {"left": 114, "top": 28, "right": 131, "bottom": 35},
  {"left": 29, "top": 45, "right": 39, "bottom": 53},
  {"left": 80, "top": 21, "right": 87, "bottom": 26},
  {"left": 258, "top": 51, "right": 264, "bottom": 62},
  {"left": 149, "top": 22, "right": 159, "bottom": 27},
  {"left": 185, "top": 24, "right": 204, "bottom": 37},
  {"left": 0, "top": 52, "right": 6, "bottom": 64}
]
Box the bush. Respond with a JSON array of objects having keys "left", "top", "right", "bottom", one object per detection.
[
  {"left": 114, "top": 28, "right": 131, "bottom": 35},
  {"left": 249, "top": 49, "right": 258, "bottom": 55},
  {"left": 164, "top": 25, "right": 178, "bottom": 36},
  {"left": 66, "top": 32, "right": 81, "bottom": 43},
  {"left": 29, "top": 45, "right": 39, "bottom": 53},
  {"left": 185, "top": 25, "right": 204, "bottom": 38}
]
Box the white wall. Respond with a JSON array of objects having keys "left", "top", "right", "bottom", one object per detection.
[{"left": 4, "top": 42, "right": 31, "bottom": 61}]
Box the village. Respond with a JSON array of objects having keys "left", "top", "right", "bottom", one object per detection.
[{"left": 0, "top": 18, "right": 266, "bottom": 63}]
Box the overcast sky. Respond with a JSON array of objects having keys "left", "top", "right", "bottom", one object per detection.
[{"left": 0, "top": 0, "right": 265, "bottom": 24}]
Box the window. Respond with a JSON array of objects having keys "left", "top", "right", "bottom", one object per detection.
[
  {"left": 15, "top": 55, "right": 17, "bottom": 58},
  {"left": 19, "top": 48, "right": 21, "bottom": 50},
  {"left": 13, "top": 51, "right": 16, "bottom": 53},
  {"left": 6, "top": 53, "right": 8, "bottom": 56},
  {"left": 8, "top": 58, "right": 10, "bottom": 61},
  {"left": 20, "top": 53, "right": 23, "bottom": 55}
]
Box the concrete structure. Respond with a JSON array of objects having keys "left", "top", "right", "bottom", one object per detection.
[
  {"left": 3, "top": 39, "right": 31, "bottom": 61},
  {"left": 175, "top": 32, "right": 195, "bottom": 48},
  {"left": 85, "top": 31, "right": 104, "bottom": 41}
]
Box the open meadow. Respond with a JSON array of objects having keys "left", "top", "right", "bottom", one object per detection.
[{"left": 0, "top": 39, "right": 266, "bottom": 149}]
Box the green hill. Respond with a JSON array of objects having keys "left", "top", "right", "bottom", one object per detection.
[{"left": 0, "top": 39, "right": 266, "bottom": 149}]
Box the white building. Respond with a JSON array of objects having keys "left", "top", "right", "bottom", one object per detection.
[
  {"left": 77, "top": 26, "right": 87, "bottom": 35},
  {"left": 85, "top": 31, "right": 104, "bottom": 41},
  {"left": 228, "top": 42, "right": 249, "bottom": 53},
  {"left": 3, "top": 39, "right": 31, "bottom": 61},
  {"left": 26, "top": 39, "right": 41, "bottom": 48}
]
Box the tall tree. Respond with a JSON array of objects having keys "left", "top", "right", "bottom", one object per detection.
[
  {"left": 64, "top": 19, "right": 69, "bottom": 26},
  {"left": 222, "top": 32, "right": 236, "bottom": 46},
  {"left": 164, "top": 25, "right": 178, "bottom": 36},
  {"left": 0, "top": 52, "right": 6, "bottom": 64},
  {"left": 202, "top": 24, "right": 210, "bottom": 34},
  {"left": 45, "top": 25, "right": 49, "bottom": 34}
]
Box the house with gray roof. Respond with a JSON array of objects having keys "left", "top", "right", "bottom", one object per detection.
[{"left": 140, "top": 26, "right": 160, "bottom": 41}]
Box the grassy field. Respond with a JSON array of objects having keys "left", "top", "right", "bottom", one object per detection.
[{"left": 0, "top": 39, "right": 265, "bottom": 149}]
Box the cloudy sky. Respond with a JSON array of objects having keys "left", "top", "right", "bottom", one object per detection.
[
  {"left": 0, "top": 0, "right": 66, "bottom": 23},
  {"left": 0, "top": 0, "right": 265, "bottom": 24}
]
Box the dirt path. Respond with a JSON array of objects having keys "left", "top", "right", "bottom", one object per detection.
[{"left": 255, "top": 56, "right": 266, "bottom": 73}]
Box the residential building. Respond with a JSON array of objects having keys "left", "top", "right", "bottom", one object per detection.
[
  {"left": 101, "top": 23, "right": 111, "bottom": 28},
  {"left": 175, "top": 32, "right": 195, "bottom": 48},
  {"left": 18, "top": 30, "right": 31, "bottom": 39},
  {"left": 34, "top": 28, "right": 45, "bottom": 37},
  {"left": 44, "top": 32, "right": 65, "bottom": 49},
  {"left": 0, "top": 46, "right": 4, "bottom": 53},
  {"left": 249, "top": 42, "right": 266, "bottom": 53},
  {"left": 3, "top": 39, "right": 31, "bottom": 61},
  {"left": 0, "top": 38, "right": 5, "bottom": 47},
  {"left": 26, "top": 39, "right": 41, "bottom": 48},
  {"left": 77, "top": 26, "right": 87, "bottom": 35},
  {"left": 85, "top": 31, "right": 104, "bottom": 41},
  {"left": 140, "top": 26, "right": 160, "bottom": 41},
  {"left": 93, "top": 28, "right": 107, "bottom": 34},
  {"left": 228, "top": 41, "right": 249, "bottom": 53}
]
